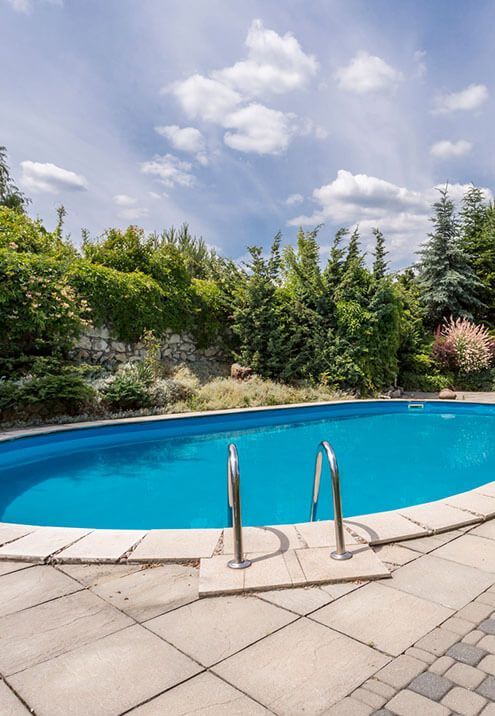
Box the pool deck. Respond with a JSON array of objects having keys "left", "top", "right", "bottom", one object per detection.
[
  {"left": 4, "top": 524, "right": 495, "bottom": 714},
  {"left": 2, "top": 393, "right": 495, "bottom": 713}
]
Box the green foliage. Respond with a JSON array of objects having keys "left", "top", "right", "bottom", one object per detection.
[
  {"left": 0, "top": 248, "right": 84, "bottom": 371},
  {"left": 67, "top": 260, "right": 187, "bottom": 343},
  {"left": 0, "top": 372, "right": 96, "bottom": 418},
  {"left": 0, "top": 146, "right": 29, "bottom": 213},
  {"left": 103, "top": 363, "right": 153, "bottom": 410},
  {"left": 417, "top": 187, "right": 483, "bottom": 326},
  {"left": 0, "top": 206, "right": 75, "bottom": 257},
  {"left": 233, "top": 235, "right": 291, "bottom": 378},
  {"left": 156, "top": 223, "right": 220, "bottom": 280}
]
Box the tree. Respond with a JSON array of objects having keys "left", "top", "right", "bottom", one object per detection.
[
  {"left": 232, "top": 235, "right": 290, "bottom": 378},
  {"left": 460, "top": 187, "right": 495, "bottom": 324},
  {"left": 372, "top": 228, "right": 388, "bottom": 279},
  {"left": 0, "top": 146, "right": 29, "bottom": 213},
  {"left": 417, "top": 187, "right": 483, "bottom": 326}
]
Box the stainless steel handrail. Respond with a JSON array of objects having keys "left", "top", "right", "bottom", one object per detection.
[
  {"left": 226, "top": 444, "right": 251, "bottom": 570},
  {"left": 309, "top": 440, "right": 352, "bottom": 561}
]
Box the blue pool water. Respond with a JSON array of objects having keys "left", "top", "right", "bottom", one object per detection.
[{"left": 0, "top": 401, "right": 494, "bottom": 529}]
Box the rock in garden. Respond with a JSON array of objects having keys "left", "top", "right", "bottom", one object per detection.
[
  {"left": 230, "top": 363, "right": 253, "bottom": 380},
  {"left": 439, "top": 388, "right": 457, "bottom": 400}
]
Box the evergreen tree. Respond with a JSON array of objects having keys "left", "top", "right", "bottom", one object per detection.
[
  {"left": 372, "top": 228, "right": 388, "bottom": 279},
  {"left": 0, "top": 146, "right": 29, "bottom": 213},
  {"left": 460, "top": 187, "right": 495, "bottom": 323},
  {"left": 232, "top": 234, "right": 290, "bottom": 378},
  {"left": 323, "top": 228, "right": 348, "bottom": 297},
  {"left": 417, "top": 187, "right": 483, "bottom": 326}
]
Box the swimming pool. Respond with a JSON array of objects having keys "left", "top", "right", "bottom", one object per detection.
[{"left": 1, "top": 400, "right": 495, "bottom": 530}]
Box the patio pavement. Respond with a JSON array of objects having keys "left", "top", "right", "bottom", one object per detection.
[{"left": 3, "top": 524, "right": 495, "bottom": 714}]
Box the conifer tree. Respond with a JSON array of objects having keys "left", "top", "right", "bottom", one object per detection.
[
  {"left": 372, "top": 228, "right": 388, "bottom": 279},
  {"left": 0, "top": 146, "right": 29, "bottom": 213},
  {"left": 232, "top": 234, "right": 290, "bottom": 377},
  {"left": 417, "top": 187, "right": 483, "bottom": 326}
]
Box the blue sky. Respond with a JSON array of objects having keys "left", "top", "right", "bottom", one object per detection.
[{"left": 1, "top": 0, "right": 493, "bottom": 266}]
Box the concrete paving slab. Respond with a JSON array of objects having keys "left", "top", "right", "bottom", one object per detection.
[
  {"left": 91, "top": 563, "right": 198, "bottom": 621},
  {"left": 0, "top": 523, "right": 35, "bottom": 547},
  {"left": 434, "top": 534, "right": 495, "bottom": 573},
  {"left": 346, "top": 511, "right": 428, "bottom": 544},
  {"left": 0, "top": 561, "right": 32, "bottom": 577},
  {"left": 213, "top": 618, "right": 390, "bottom": 714},
  {"left": 381, "top": 554, "right": 493, "bottom": 609},
  {"left": 9, "top": 624, "right": 202, "bottom": 716},
  {"left": 129, "top": 528, "right": 221, "bottom": 560},
  {"left": 446, "top": 491, "right": 495, "bottom": 519},
  {"left": 399, "top": 502, "right": 480, "bottom": 533},
  {"left": 0, "top": 527, "right": 91, "bottom": 562},
  {"left": 0, "top": 565, "right": 81, "bottom": 618},
  {"left": 55, "top": 530, "right": 146, "bottom": 562},
  {"left": 130, "top": 672, "right": 270, "bottom": 715},
  {"left": 296, "top": 544, "right": 390, "bottom": 585},
  {"left": 223, "top": 524, "right": 302, "bottom": 553},
  {"left": 199, "top": 553, "right": 244, "bottom": 595},
  {"left": 0, "top": 589, "right": 133, "bottom": 675},
  {"left": 295, "top": 520, "right": 359, "bottom": 548},
  {"left": 471, "top": 521, "right": 495, "bottom": 541},
  {"left": 311, "top": 582, "right": 453, "bottom": 656},
  {"left": 0, "top": 680, "right": 29, "bottom": 715},
  {"left": 257, "top": 585, "right": 336, "bottom": 615},
  {"left": 243, "top": 551, "right": 300, "bottom": 591},
  {"left": 397, "top": 530, "right": 464, "bottom": 554},
  {"left": 146, "top": 595, "right": 297, "bottom": 666},
  {"left": 372, "top": 543, "right": 420, "bottom": 567},
  {"left": 57, "top": 562, "right": 144, "bottom": 587}
]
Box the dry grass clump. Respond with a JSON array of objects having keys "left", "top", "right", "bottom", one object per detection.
[{"left": 188, "top": 375, "right": 344, "bottom": 411}]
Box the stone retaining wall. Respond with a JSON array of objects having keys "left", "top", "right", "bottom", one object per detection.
[{"left": 71, "top": 325, "right": 224, "bottom": 368}]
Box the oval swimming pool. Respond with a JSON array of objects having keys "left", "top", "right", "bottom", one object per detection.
[{"left": 1, "top": 400, "right": 494, "bottom": 530}]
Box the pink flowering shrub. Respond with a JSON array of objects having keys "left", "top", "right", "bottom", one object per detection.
[{"left": 433, "top": 317, "right": 494, "bottom": 374}]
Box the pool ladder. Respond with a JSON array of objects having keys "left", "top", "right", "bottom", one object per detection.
[{"left": 226, "top": 439, "right": 352, "bottom": 570}]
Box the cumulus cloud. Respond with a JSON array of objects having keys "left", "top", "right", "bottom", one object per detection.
[
  {"left": 155, "top": 125, "right": 208, "bottom": 165},
  {"left": 170, "top": 74, "right": 241, "bottom": 123},
  {"left": 20, "top": 160, "right": 88, "bottom": 193},
  {"left": 335, "top": 51, "right": 403, "bottom": 93},
  {"left": 167, "top": 19, "right": 320, "bottom": 156},
  {"left": 433, "top": 84, "right": 489, "bottom": 114},
  {"left": 140, "top": 153, "right": 195, "bottom": 188},
  {"left": 288, "top": 170, "right": 494, "bottom": 262},
  {"left": 213, "top": 19, "right": 318, "bottom": 97},
  {"left": 223, "top": 103, "right": 295, "bottom": 154},
  {"left": 284, "top": 193, "right": 304, "bottom": 206},
  {"left": 430, "top": 140, "right": 472, "bottom": 159}
]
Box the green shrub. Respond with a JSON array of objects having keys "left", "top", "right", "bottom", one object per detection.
[
  {"left": 67, "top": 260, "right": 186, "bottom": 343},
  {"left": 0, "top": 249, "right": 84, "bottom": 371},
  {"left": 0, "top": 207, "right": 74, "bottom": 257},
  {"left": 191, "top": 278, "right": 228, "bottom": 348},
  {"left": 103, "top": 363, "right": 153, "bottom": 410},
  {"left": 0, "top": 372, "right": 96, "bottom": 418}
]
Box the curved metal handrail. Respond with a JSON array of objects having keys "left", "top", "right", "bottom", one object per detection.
[
  {"left": 310, "top": 440, "right": 352, "bottom": 561},
  {"left": 226, "top": 444, "right": 251, "bottom": 570}
]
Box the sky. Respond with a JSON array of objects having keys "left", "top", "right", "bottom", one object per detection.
[{"left": 1, "top": 0, "right": 494, "bottom": 267}]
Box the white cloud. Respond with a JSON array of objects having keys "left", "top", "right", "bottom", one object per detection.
[
  {"left": 170, "top": 74, "right": 241, "bottom": 123},
  {"left": 433, "top": 84, "right": 489, "bottom": 114},
  {"left": 155, "top": 125, "right": 208, "bottom": 165},
  {"left": 20, "top": 160, "right": 88, "bottom": 193},
  {"left": 288, "top": 170, "right": 494, "bottom": 262},
  {"left": 223, "top": 103, "right": 295, "bottom": 154},
  {"left": 413, "top": 50, "right": 427, "bottom": 79},
  {"left": 284, "top": 193, "right": 304, "bottom": 206},
  {"left": 430, "top": 139, "right": 472, "bottom": 159},
  {"left": 167, "top": 20, "right": 320, "bottom": 156},
  {"left": 335, "top": 51, "right": 403, "bottom": 93},
  {"left": 113, "top": 194, "right": 137, "bottom": 207},
  {"left": 213, "top": 19, "right": 318, "bottom": 97},
  {"left": 140, "top": 153, "right": 195, "bottom": 188}
]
